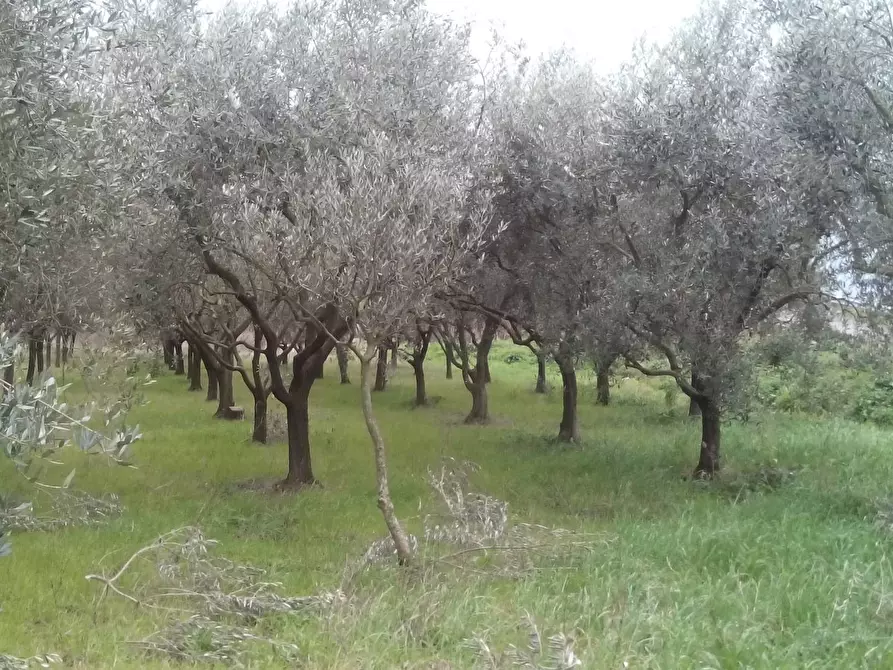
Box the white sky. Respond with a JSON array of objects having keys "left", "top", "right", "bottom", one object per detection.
[
  {"left": 426, "top": 0, "right": 700, "bottom": 73},
  {"left": 200, "top": 0, "right": 701, "bottom": 74}
]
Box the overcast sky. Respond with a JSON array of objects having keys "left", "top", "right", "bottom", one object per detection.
[
  {"left": 426, "top": 0, "right": 700, "bottom": 72},
  {"left": 199, "top": 0, "right": 701, "bottom": 74}
]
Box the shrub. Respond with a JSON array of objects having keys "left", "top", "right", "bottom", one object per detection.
[{"left": 852, "top": 380, "right": 893, "bottom": 426}]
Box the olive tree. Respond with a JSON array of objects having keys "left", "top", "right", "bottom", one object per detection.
[
  {"left": 110, "top": 0, "right": 487, "bottom": 509},
  {"left": 1, "top": 0, "right": 126, "bottom": 375},
  {"left": 105, "top": 0, "right": 341, "bottom": 487},
  {"left": 264, "top": 2, "right": 490, "bottom": 561},
  {"left": 770, "top": 0, "right": 893, "bottom": 318},
  {"left": 480, "top": 53, "right": 611, "bottom": 442},
  {"left": 601, "top": 0, "right": 829, "bottom": 476}
]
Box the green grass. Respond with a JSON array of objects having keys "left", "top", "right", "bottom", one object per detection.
[{"left": 4, "top": 341, "right": 893, "bottom": 668}]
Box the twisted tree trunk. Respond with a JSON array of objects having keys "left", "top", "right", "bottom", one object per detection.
[
  {"left": 694, "top": 396, "right": 720, "bottom": 477},
  {"left": 373, "top": 346, "right": 388, "bottom": 392},
  {"left": 688, "top": 373, "right": 702, "bottom": 416},
  {"left": 360, "top": 345, "right": 413, "bottom": 565},
  {"left": 389, "top": 343, "right": 399, "bottom": 373},
  {"left": 336, "top": 344, "right": 351, "bottom": 384},
  {"left": 61, "top": 329, "right": 74, "bottom": 365},
  {"left": 246, "top": 337, "right": 271, "bottom": 444},
  {"left": 409, "top": 328, "right": 431, "bottom": 407},
  {"left": 463, "top": 319, "right": 497, "bottom": 424},
  {"left": 162, "top": 336, "right": 175, "bottom": 370},
  {"left": 253, "top": 395, "right": 268, "bottom": 443},
  {"left": 213, "top": 348, "right": 239, "bottom": 420},
  {"left": 187, "top": 343, "right": 202, "bottom": 391},
  {"left": 173, "top": 339, "right": 185, "bottom": 375},
  {"left": 534, "top": 351, "right": 548, "bottom": 393},
  {"left": 283, "top": 385, "right": 313, "bottom": 485},
  {"left": 26, "top": 336, "right": 37, "bottom": 385},
  {"left": 203, "top": 352, "right": 219, "bottom": 402},
  {"left": 556, "top": 353, "right": 580, "bottom": 442},
  {"left": 36, "top": 334, "right": 45, "bottom": 377},
  {"left": 595, "top": 354, "right": 616, "bottom": 406},
  {"left": 412, "top": 360, "right": 427, "bottom": 406}
]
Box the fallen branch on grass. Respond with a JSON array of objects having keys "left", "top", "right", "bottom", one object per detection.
[
  {"left": 86, "top": 526, "right": 344, "bottom": 665},
  {"left": 466, "top": 612, "right": 582, "bottom": 669},
  {"left": 0, "top": 654, "right": 61, "bottom": 670},
  {"left": 1, "top": 490, "right": 122, "bottom": 533}
]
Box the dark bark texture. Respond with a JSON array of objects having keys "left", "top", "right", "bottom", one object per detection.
[
  {"left": 463, "top": 319, "right": 497, "bottom": 424},
  {"left": 187, "top": 343, "right": 202, "bottom": 391},
  {"left": 252, "top": 397, "right": 268, "bottom": 443},
  {"left": 336, "top": 344, "right": 351, "bottom": 384},
  {"left": 694, "top": 397, "right": 721, "bottom": 477},
  {"left": 408, "top": 327, "right": 432, "bottom": 407},
  {"left": 595, "top": 354, "right": 616, "bottom": 406},
  {"left": 373, "top": 346, "right": 389, "bottom": 392},
  {"left": 556, "top": 354, "right": 580, "bottom": 442},
  {"left": 535, "top": 351, "right": 548, "bottom": 394},
  {"left": 213, "top": 348, "right": 237, "bottom": 419},
  {"left": 203, "top": 352, "right": 219, "bottom": 402},
  {"left": 26, "top": 337, "right": 36, "bottom": 385}
]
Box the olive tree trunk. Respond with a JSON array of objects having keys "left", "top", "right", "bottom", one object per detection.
[
  {"left": 389, "top": 343, "right": 399, "bottom": 373},
  {"left": 187, "top": 343, "right": 202, "bottom": 391},
  {"left": 595, "top": 354, "right": 616, "bottom": 406},
  {"left": 412, "top": 360, "right": 427, "bottom": 407},
  {"left": 252, "top": 396, "right": 268, "bottom": 443},
  {"left": 247, "top": 342, "right": 271, "bottom": 444},
  {"left": 212, "top": 348, "right": 241, "bottom": 420},
  {"left": 688, "top": 373, "right": 702, "bottom": 417},
  {"left": 203, "top": 352, "right": 219, "bottom": 402},
  {"left": 283, "top": 385, "right": 314, "bottom": 485},
  {"left": 694, "top": 396, "right": 721, "bottom": 477},
  {"left": 534, "top": 351, "right": 548, "bottom": 393},
  {"left": 555, "top": 353, "right": 580, "bottom": 442},
  {"left": 373, "top": 346, "right": 389, "bottom": 392},
  {"left": 61, "top": 330, "right": 74, "bottom": 365},
  {"left": 173, "top": 340, "right": 185, "bottom": 375},
  {"left": 162, "top": 337, "right": 175, "bottom": 370},
  {"left": 26, "top": 336, "right": 37, "bottom": 385},
  {"left": 336, "top": 344, "right": 351, "bottom": 384},
  {"left": 463, "top": 320, "right": 497, "bottom": 424},
  {"left": 360, "top": 344, "right": 413, "bottom": 565},
  {"left": 36, "top": 335, "right": 45, "bottom": 377},
  {"left": 596, "top": 370, "right": 610, "bottom": 405}
]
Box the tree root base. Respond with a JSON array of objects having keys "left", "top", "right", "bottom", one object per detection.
[
  {"left": 214, "top": 406, "right": 245, "bottom": 420},
  {"left": 274, "top": 477, "right": 322, "bottom": 492}
]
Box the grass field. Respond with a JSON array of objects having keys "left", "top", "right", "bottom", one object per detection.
[{"left": 3, "top": 342, "right": 893, "bottom": 668}]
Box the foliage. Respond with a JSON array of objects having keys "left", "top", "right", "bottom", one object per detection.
[{"left": 852, "top": 380, "right": 893, "bottom": 426}]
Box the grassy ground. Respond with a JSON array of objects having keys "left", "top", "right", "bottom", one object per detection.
[{"left": 3, "top": 341, "right": 893, "bottom": 668}]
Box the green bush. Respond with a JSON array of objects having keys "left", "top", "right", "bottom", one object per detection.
[{"left": 852, "top": 380, "right": 893, "bottom": 426}]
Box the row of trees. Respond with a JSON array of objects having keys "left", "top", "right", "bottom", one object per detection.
[{"left": 6, "top": 0, "right": 893, "bottom": 561}]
